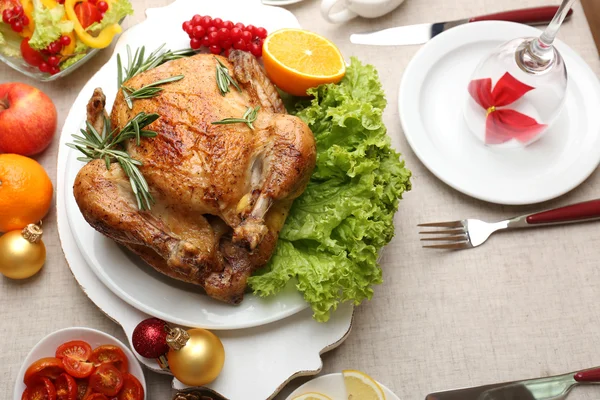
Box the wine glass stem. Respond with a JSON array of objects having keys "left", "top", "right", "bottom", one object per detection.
[{"left": 534, "top": 0, "right": 578, "bottom": 54}]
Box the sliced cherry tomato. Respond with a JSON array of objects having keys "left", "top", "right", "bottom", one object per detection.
[
  {"left": 88, "top": 364, "right": 124, "bottom": 396},
  {"left": 55, "top": 373, "right": 77, "bottom": 400},
  {"left": 56, "top": 341, "right": 92, "bottom": 362},
  {"left": 20, "top": 38, "right": 45, "bottom": 67},
  {"left": 24, "top": 357, "right": 64, "bottom": 385},
  {"left": 89, "top": 345, "right": 128, "bottom": 373},
  {"left": 83, "top": 394, "right": 109, "bottom": 400},
  {"left": 117, "top": 373, "right": 144, "bottom": 400},
  {"left": 75, "top": 379, "right": 92, "bottom": 400},
  {"left": 62, "top": 355, "right": 94, "bottom": 379},
  {"left": 74, "top": 1, "right": 101, "bottom": 29},
  {"left": 23, "top": 377, "right": 57, "bottom": 400}
]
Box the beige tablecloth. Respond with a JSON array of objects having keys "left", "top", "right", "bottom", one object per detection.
[{"left": 2, "top": 0, "right": 600, "bottom": 398}]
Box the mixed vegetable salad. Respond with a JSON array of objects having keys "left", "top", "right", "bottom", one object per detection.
[{"left": 0, "top": 0, "right": 132, "bottom": 74}]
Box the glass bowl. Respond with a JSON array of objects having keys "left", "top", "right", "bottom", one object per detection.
[
  {"left": 0, "top": 46, "right": 102, "bottom": 81},
  {"left": 0, "top": 16, "right": 126, "bottom": 82}
]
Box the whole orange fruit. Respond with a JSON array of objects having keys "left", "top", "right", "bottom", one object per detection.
[{"left": 0, "top": 154, "right": 53, "bottom": 232}]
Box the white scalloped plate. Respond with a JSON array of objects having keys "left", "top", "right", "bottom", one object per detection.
[
  {"left": 62, "top": 0, "right": 314, "bottom": 330},
  {"left": 56, "top": 0, "right": 354, "bottom": 398}
]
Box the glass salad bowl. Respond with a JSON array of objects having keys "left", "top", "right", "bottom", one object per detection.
[
  {"left": 0, "top": 0, "right": 131, "bottom": 81},
  {"left": 0, "top": 44, "right": 102, "bottom": 81}
]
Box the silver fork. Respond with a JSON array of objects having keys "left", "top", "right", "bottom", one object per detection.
[{"left": 419, "top": 199, "right": 600, "bottom": 249}]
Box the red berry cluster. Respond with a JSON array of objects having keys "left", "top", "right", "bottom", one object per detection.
[
  {"left": 2, "top": 5, "right": 29, "bottom": 33},
  {"left": 182, "top": 15, "right": 267, "bottom": 58},
  {"left": 39, "top": 36, "right": 71, "bottom": 74},
  {"left": 21, "top": 35, "right": 72, "bottom": 75}
]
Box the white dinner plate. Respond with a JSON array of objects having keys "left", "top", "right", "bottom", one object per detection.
[
  {"left": 286, "top": 372, "right": 401, "bottom": 400},
  {"left": 62, "top": 0, "right": 309, "bottom": 330},
  {"left": 399, "top": 21, "right": 600, "bottom": 205}
]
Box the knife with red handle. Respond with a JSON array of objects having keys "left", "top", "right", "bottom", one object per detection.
[
  {"left": 426, "top": 366, "right": 600, "bottom": 400},
  {"left": 350, "top": 6, "right": 574, "bottom": 46},
  {"left": 469, "top": 6, "right": 573, "bottom": 25}
]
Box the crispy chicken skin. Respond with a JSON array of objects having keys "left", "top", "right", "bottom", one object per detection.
[{"left": 73, "top": 51, "right": 316, "bottom": 304}]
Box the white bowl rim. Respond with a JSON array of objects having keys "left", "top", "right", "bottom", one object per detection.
[{"left": 13, "top": 326, "right": 146, "bottom": 400}]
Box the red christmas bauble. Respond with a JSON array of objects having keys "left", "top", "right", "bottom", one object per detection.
[{"left": 132, "top": 318, "right": 170, "bottom": 358}]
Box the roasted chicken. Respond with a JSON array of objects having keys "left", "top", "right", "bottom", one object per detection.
[{"left": 73, "top": 50, "right": 316, "bottom": 304}]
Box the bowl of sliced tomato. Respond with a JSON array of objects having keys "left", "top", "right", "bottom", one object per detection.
[{"left": 14, "top": 327, "right": 146, "bottom": 400}]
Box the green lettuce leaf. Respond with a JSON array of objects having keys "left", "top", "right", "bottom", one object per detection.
[
  {"left": 29, "top": 0, "right": 73, "bottom": 51},
  {"left": 87, "top": 0, "right": 133, "bottom": 32},
  {"left": 59, "top": 52, "right": 85, "bottom": 70},
  {"left": 248, "top": 57, "right": 412, "bottom": 322},
  {"left": 59, "top": 38, "right": 88, "bottom": 70},
  {"left": 0, "top": 24, "right": 23, "bottom": 58},
  {"left": 74, "top": 38, "right": 87, "bottom": 53}
]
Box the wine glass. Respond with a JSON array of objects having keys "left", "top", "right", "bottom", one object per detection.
[{"left": 463, "top": 0, "right": 577, "bottom": 148}]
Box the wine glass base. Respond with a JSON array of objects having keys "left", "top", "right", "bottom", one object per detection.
[{"left": 463, "top": 36, "right": 568, "bottom": 148}]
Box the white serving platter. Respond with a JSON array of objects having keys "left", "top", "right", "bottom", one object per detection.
[
  {"left": 62, "top": 0, "right": 308, "bottom": 331},
  {"left": 56, "top": 0, "right": 355, "bottom": 398}
]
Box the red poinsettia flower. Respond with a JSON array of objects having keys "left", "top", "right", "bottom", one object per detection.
[{"left": 468, "top": 72, "right": 546, "bottom": 145}]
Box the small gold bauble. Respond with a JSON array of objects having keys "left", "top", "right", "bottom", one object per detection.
[
  {"left": 0, "top": 224, "right": 46, "bottom": 279},
  {"left": 167, "top": 328, "right": 225, "bottom": 387}
]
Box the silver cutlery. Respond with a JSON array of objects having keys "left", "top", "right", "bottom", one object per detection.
[
  {"left": 426, "top": 366, "right": 600, "bottom": 400},
  {"left": 350, "top": 6, "right": 574, "bottom": 46},
  {"left": 419, "top": 199, "right": 600, "bottom": 250}
]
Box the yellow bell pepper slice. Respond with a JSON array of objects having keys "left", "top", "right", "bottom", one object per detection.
[
  {"left": 64, "top": 0, "right": 121, "bottom": 49},
  {"left": 20, "top": 0, "right": 35, "bottom": 37},
  {"left": 40, "top": 0, "right": 57, "bottom": 9},
  {"left": 60, "top": 31, "right": 76, "bottom": 55}
]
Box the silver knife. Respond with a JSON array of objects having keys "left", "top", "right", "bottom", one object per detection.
[
  {"left": 425, "top": 366, "right": 600, "bottom": 400},
  {"left": 350, "top": 6, "right": 574, "bottom": 46}
]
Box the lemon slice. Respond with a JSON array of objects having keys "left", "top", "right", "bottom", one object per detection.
[
  {"left": 292, "top": 392, "right": 333, "bottom": 400},
  {"left": 343, "top": 369, "right": 386, "bottom": 400}
]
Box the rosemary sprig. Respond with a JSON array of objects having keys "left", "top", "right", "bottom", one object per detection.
[
  {"left": 117, "top": 44, "right": 194, "bottom": 87},
  {"left": 117, "top": 44, "right": 194, "bottom": 108},
  {"left": 212, "top": 106, "right": 260, "bottom": 130},
  {"left": 122, "top": 75, "right": 185, "bottom": 109},
  {"left": 67, "top": 112, "right": 160, "bottom": 211},
  {"left": 214, "top": 57, "right": 241, "bottom": 96}
]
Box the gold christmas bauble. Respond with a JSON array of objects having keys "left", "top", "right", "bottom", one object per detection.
[
  {"left": 167, "top": 328, "right": 225, "bottom": 386},
  {"left": 0, "top": 224, "right": 45, "bottom": 279}
]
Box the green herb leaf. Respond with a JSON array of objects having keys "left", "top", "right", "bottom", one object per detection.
[
  {"left": 67, "top": 112, "right": 160, "bottom": 210},
  {"left": 212, "top": 106, "right": 260, "bottom": 130},
  {"left": 122, "top": 75, "right": 184, "bottom": 109},
  {"left": 214, "top": 57, "right": 241, "bottom": 96}
]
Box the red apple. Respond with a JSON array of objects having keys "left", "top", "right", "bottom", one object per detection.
[{"left": 0, "top": 82, "right": 57, "bottom": 156}]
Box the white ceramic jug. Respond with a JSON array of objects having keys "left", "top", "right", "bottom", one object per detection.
[{"left": 321, "top": 0, "right": 406, "bottom": 23}]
